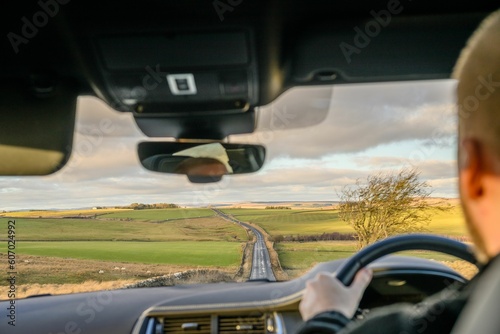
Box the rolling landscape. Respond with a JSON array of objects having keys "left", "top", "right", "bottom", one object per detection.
[{"left": 0, "top": 199, "right": 476, "bottom": 298}]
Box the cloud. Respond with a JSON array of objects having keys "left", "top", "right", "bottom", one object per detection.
[
  {"left": 427, "top": 178, "right": 459, "bottom": 198},
  {"left": 233, "top": 80, "right": 457, "bottom": 159},
  {"left": 352, "top": 156, "right": 410, "bottom": 168},
  {"left": 75, "top": 96, "right": 145, "bottom": 138},
  {"left": 417, "top": 160, "right": 457, "bottom": 180},
  {"left": 352, "top": 157, "right": 457, "bottom": 179},
  {"left": 52, "top": 136, "right": 141, "bottom": 182}
]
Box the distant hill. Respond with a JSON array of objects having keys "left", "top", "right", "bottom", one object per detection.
[
  {"left": 211, "top": 198, "right": 459, "bottom": 210},
  {"left": 212, "top": 201, "right": 339, "bottom": 210},
  {"left": 2, "top": 198, "right": 459, "bottom": 215}
]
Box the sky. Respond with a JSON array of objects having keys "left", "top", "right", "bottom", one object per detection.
[{"left": 0, "top": 79, "right": 460, "bottom": 210}]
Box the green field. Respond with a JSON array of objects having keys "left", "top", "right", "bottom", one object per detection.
[
  {"left": 101, "top": 208, "right": 215, "bottom": 221},
  {"left": 1, "top": 211, "right": 248, "bottom": 286},
  {"left": 224, "top": 207, "right": 468, "bottom": 278},
  {"left": 7, "top": 216, "right": 246, "bottom": 242},
  {"left": 16, "top": 241, "right": 242, "bottom": 266},
  {"left": 222, "top": 209, "right": 352, "bottom": 235},
  {"left": 276, "top": 241, "right": 461, "bottom": 276},
  {"left": 0, "top": 208, "right": 129, "bottom": 218},
  {"left": 422, "top": 206, "right": 468, "bottom": 236},
  {"left": 222, "top": 206, "right": 467, "bottom": 237}
]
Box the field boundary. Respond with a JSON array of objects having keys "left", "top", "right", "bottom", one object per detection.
[
  {"left": 234, "top": 237, "right": 254, "bottom": 280},
  {"left": 95, "top": 216, "right": 214, "bottom": 223}
]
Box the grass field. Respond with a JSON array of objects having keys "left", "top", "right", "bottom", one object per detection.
[
  {"left": 275, "top": 241, "right": 468, "bottom": 278},
  {"left": 224, "top": 207, "right": 470, "bottom": 278},
  {"left": 422, "top": 206, "right": 468, "bottom": 236},
  {"left": 1, "top": 208, "right": 214, "bottom": 220},
  {"left": 0, "top": 208, "right": 130, "bottom": 218},
  {"left": 222, "top": 209, "right": 353, "bottom": 235},
  {"left": 1, "top": 212, "right": 247, "bottom": 286},
  {"left": 222, "top": 206, "right": 467, "bottom": 237},
  {"left": 15, "top": 241, "right": 242, "bottom": 266},
  {"left": 5, "top": 240, "right": 241, "bottom": 287},
  {"left": 101, "top": 208, "right": 214, "bottom": 220},
  {"left": 5, "top": 217, "right": 247, "bottom": 242}
]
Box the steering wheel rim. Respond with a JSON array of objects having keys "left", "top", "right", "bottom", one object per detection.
[{"left": 336, "top": 234, "right": 480, "bottom": 286}]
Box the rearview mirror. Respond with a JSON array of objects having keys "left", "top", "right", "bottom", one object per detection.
[{"left": 138, "top": 142, "right": 266, "bottom": 183}]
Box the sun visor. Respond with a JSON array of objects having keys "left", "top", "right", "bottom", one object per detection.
[
  {"left": 0, "top": 80, "right": 77, "bottom": 175},
  {"left": 289, "top": 13, "right": 487, "bottom": 85}
]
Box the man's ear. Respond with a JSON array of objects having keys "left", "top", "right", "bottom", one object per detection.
[{"left": 459, "top": 139, "right": 484, "bottom": 200}]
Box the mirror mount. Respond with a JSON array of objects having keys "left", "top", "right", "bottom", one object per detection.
[{"left": 187, "top": 175, "right": 223, "bottom": 184}]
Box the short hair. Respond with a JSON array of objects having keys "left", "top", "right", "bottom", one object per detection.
[{"left": 452, "top": 10, "right": 500, "bottom": 155}]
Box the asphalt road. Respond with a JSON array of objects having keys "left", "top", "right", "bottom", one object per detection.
[{"left": 212, "top": 209, "right": 276, "bottom": 281}]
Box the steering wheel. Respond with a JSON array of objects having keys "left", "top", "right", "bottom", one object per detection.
[{"left": 336, "top": 234, "right": 480, "bottom": 286}]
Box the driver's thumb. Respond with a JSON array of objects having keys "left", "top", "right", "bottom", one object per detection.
[{"left": 350, "top": 268, "right": 373, "bottom": 293}]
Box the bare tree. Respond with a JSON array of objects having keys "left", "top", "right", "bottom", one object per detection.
[{"left": 338, "top": 168, "right": 433, "bottom": 249}]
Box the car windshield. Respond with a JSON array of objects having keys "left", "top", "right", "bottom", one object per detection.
[{"left": 1, "top": 79, "right": 477, "bottom": 297}]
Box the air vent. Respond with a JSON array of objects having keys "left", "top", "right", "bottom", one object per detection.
[
  {"left": 218, "top": 314, "right": 266, "bottom": 334},
  {"left": 163, "top": 315, "right": 211, "bottom": 334}
]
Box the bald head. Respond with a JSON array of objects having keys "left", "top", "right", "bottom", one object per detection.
[
  {"left": 453, "top": 10, "right": 500, "bottom": 155},
  {"left": 453, "top": 10, "right": 500, "bottom": 261}
]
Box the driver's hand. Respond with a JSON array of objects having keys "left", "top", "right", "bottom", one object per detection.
[{"left": 299, "top": 268, "right": 372, "bottom": 321}]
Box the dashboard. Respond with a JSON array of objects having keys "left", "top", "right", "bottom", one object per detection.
[{"left": 0, "top": 256, "right": 466, "bottom": 334}]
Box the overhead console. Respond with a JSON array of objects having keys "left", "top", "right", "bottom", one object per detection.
[{"left": 92, "top": 29, "right": 258, "bottom": 138}]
